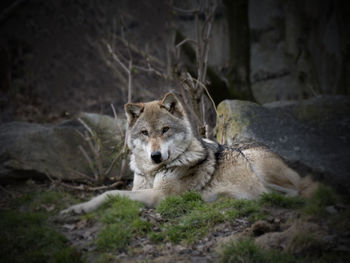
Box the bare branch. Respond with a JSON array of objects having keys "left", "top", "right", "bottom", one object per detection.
[
  {"left": 0, "top": 185, "right": 15, "bottom": 197},
  {"left": 105, "top": 41, "right": 130, "bottom": 74},
  {"left": 190, "top": 77, "right": 218, "bottom": 116},
  {"left": 127, "top": 60, "right": 133, "bottom": 103},
  {"left": 59, "top": 180, "right": 124, "bottom": 192},
  {"left": 175, "top": 38, "right": 197, "bottom": 49},
  {"left": 77, "top": 118, "right": 94, "bottom": 137},
  {"left": 133, "top": 63, "right": 168, "bottom": 79},
  {"left": 172, "top": 6, "right": 199, "bottom": 14},
  {"left": 111, "top": 103, "right": 125, "bottom": 137},
  {"left": 0, "top": 0, "right": 26, "bottom": 25},
  {"left": 104, "top": 150, "right": 124, "bottom": 176},
  {"left": 194, "top": 9, "right": 202, "bottom": 92},
  {"left": 114, "top": 35, "right": 163, "bottom": 66},
  {"left": 78, "top": 145, "right": 98, "bottom": 181},
  {"left": 66, "top": 168, "right": 94, "bottom": 183},
  {"left": 97, "top": 42, "right": 128, "bottom": 85}
]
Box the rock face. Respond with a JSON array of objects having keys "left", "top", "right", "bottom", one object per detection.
[
  {"left": 0, "top": 113, "right": 126, "bottom": 183},
  {"left": 2, "top": 1, "right": 348, "bottom": 123},
  {"left": 217, "top": 96, "right": 350, "bottom": 194},
  {"left": 249, "top": 0, "right": 350, "bottom": 103}
]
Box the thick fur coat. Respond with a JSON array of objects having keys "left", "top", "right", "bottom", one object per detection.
[{"left": 62, "top": 93, "right": 316, "bottom": 214}]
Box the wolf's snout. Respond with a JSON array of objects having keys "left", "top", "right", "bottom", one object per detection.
[{"left": 151, "top": 151, "right": 162, "bottom": 164}]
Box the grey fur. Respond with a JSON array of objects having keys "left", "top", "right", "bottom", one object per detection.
[{"left": 61, "top": 93, "right": 316, "bottom": 214}]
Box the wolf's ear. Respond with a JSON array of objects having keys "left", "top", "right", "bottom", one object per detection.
[
  {"left": 160, "top": 93, "right": 185, "bottom": 118},
  {"left": 125, "top": 103, "right": 144, "bottom": 126}
]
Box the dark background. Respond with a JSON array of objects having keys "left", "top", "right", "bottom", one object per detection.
[{"left": 0, "top": 0, "right": 349, "bottom": 123}]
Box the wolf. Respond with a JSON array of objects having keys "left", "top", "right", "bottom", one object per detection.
[{"left": 62, "top": 93, "right": 317, "bottom": 214}]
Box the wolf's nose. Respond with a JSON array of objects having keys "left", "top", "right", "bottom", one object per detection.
[{"left": 151, "top": 151, "right": 162, "bottom": 164}]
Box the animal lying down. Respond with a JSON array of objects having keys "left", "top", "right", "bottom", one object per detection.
[{"left": 61, "top": 93, "right": 317, "bottom": 214}]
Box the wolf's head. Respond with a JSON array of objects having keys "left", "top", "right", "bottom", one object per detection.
[{"left": 125, "top": 93, "right": 193, "bottom": 172}]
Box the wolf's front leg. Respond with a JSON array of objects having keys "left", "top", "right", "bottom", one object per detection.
[
  {"left": 60, "top": 190, "right": 118, "bottom": 214},
  {"left": 61, "top": 189, "right": 165, "bottom": 214}
]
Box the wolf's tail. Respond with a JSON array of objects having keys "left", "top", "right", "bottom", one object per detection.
[
  {"left": 299, "top": 175, "right": 319, "bottom": 198},
  {"left": 282, "top": 167, "right": 319, "bottom": 197}
]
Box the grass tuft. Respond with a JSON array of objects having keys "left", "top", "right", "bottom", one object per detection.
[
  {"left": 214, "top": 197, "right": 266, "bottom": 222},
  {"left": 219, "top": 238, "right": 298, "bottom": 263},
  {"left": 151, "top": 194, "right": 265, "bottom": 244},
  {"left": 260, "top": 192, "right": 304, "bottom": 208},
  {"left": 288, "top": 232, "right": 324, "bottom": 255},
  {"left": 165, "top": 206, "right": 225, "bottom": 243},
  {"left": 96, "top": 196, "right": 151, "bottom": 251},
  {"left": 156, "top": 191, "right": 204, "bottom": 219},
  {"left": 12, "top": 189, "right": 78, "bottom": 212},
  {"left": 0, "top": 210, "right": 82, "bottom": 263},
  {"left": 302, "top": 185, "right": 338, "bottom": 216}
]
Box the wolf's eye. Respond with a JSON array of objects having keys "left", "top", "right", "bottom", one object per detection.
[
  {"left": 141, "top": 130, "right": 148, "bottom": 136},
  {"left": 162, "top": 126, "right": 169, "bottom": 134}
]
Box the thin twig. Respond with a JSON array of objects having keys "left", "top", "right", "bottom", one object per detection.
[
  {"left": 194, "top": 9, "right": 201, "bottom": 92},
  {"left": 172, "top": 6, "right": 199, "bottom": 14},
  {"left": 133, "top": 64, "right": 168, "bottom": 79},
  {"left": 0, "top": 185, "right": 15, "bottom": 197},
  {"left": 128, "top": 60, "right": 133, "bottom": 103},
  {"left": 175, "top": 38, "right": 197, "bottom": 49},
  {"left": 77, "top": 118, "right": 94, "bottom": 137},
  {"left": 104, "top": 150, "right": 124, "bottom": 176},
  {"left": 0, "top": 0, "right": 26, "bottom": 24},
  {"left": 105, "top": 42, "right": 130, "bottom": 74},
  {"left": 111, "top": 103, "right": 125, "bottom": 137},
  {"left": 60, "top": 180, "right": 124, "bottom": 192},
  {"left": 190, "top": 77, "right": 218, "bottom": 116},
  {"left": 67, "top": 168, "right": 94, "bottom": 183},
  {"left": 114, "top": 35, "right": 163, "bottom": 66},
  {"left": 78, "top": 145, "right": 98, "bottom": 181}
]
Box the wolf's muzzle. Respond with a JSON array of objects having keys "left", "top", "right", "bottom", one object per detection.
[{"left": 151, "top": 151, "right": 162, "bottom": 164}]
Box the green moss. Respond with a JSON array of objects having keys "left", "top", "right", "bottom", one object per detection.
[
  {"left": 216, "top": 100, "right": 252, "bottom": 144},
  {"left": 156, "top": 191, "right": 204, "bottom": 219},
  {"left": 330, "top": 206, "right": 350, "bottom": 232},
  {"left": 302, "top": 185, "right": 338, "bottom": 216},
  {"left": 288, "top": 232, "right": 324, "bottom": 254},
  {"left": 1, "top": 187, "right": 83, "bottom": 263},
  {"left": 0, "top": 210, "right": 82, "bottom": 263},
  {"left": 93, "top": 188, "right": 346, "bottom": 251},
  {"left": 52, "top": 247, "right": 84, "bottom": 263},
  {"left": 95, "top": 253, "right": 117, "bottom": 263},
  {"left": 260, "top": 192, "right": 305, "bottom": 209},
  {"left": 151, "top": 194, "right": 265, "bottom": 245},
  {"left": 219, "top": 238, "right": 299, "bottom": 263},
  {"left": 216, "top": 197, "right": 264, "bottom": 221},
  {"left": 12, "top": 189, "right": 78, "bottom": 212},
  {"left": 165, "top": 206, "right": 225, "bottom": 244},
  {"left": 149, "top": 231, "right": 165, "bottom": 243},
  {"left": 96, "top": 222, "right": 133, "bottom": 251},
  {"left": 96, "top": 196, "right": 150, "bottom": 251}
]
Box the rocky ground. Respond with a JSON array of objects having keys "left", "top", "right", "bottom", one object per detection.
[{"left": 1, "top": 177, "right": 350, "bottom": 263}]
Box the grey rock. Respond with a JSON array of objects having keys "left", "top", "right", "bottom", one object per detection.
[
  {"left": 0, "top": 113, "right": 126, "bottom": 183},
  {"left": 249, "top": 0, "right": 349, "bottom": 103},
  {"left": 217, "top": 95, "right": 350, "bottom": 194},
  {"left": 326, "top": 206, "right": 338, "bottom": 215}
]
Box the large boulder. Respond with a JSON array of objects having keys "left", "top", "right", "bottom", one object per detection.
[
  {"left": 0, "top": 113, "right": 126, "bottom": 183},
  {"left": 217, "top": 95, "right": 350, "bottom": 194}
]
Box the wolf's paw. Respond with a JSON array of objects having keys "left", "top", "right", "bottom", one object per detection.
[{"left": 60, "top": 203, "right": 87, "bottom": 215}]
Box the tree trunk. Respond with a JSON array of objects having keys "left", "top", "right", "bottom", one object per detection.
[{"left": 223, "top": 0, "right": 254, "bottom": 101}]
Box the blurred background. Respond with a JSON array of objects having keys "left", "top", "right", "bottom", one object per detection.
[
  {"left": 1, "top": 3, "right": 350, "bottom": 261},
  {"left": 1, "top": 0, "right": 349, "bottom": 124}
]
